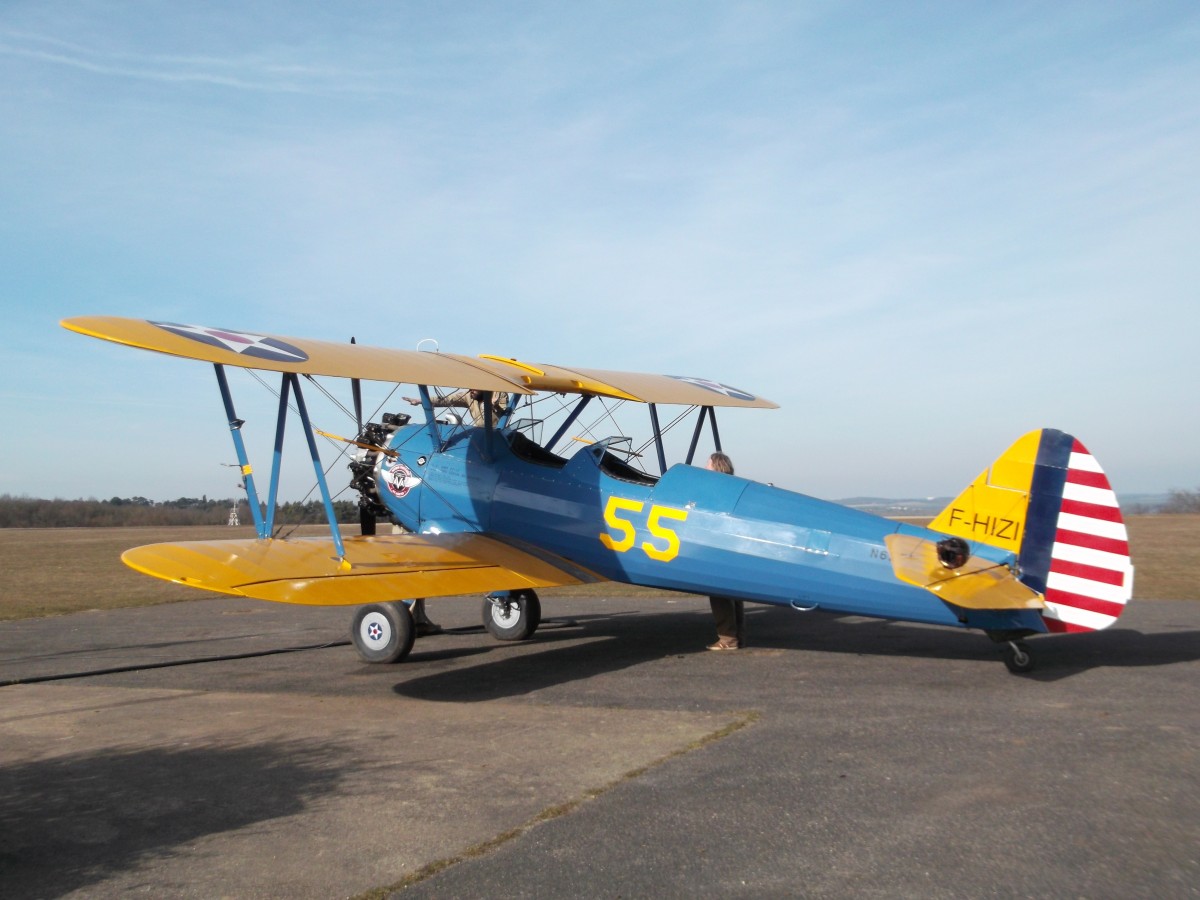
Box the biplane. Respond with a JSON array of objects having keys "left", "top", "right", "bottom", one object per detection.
[{"left": 62, "top": 316, "right": 1134, "bottom": 673}]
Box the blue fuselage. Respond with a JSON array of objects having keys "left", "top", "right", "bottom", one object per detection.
[{"left": 374, "top": 424, "right": 1043, "bottom": 634}]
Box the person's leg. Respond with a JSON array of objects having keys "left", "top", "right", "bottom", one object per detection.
[
  {"left": 407, "top": 599, "right": 442, "bottom": 635},
  {"left": 708, "top": 596, "right": 740, "bottom": 650}
]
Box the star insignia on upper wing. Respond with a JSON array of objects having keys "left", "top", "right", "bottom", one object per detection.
[
  {"left": 151, "top": 322, "right": 309, "bottom": 363},
  {"left": 669, "top": 376, "right": 756, "bottom": 402}
]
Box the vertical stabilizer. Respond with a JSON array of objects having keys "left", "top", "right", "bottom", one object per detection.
[{"left": 931, "top": 429, "right": 1133, "bottom": 632}]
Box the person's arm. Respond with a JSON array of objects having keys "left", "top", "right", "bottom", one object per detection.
[{"left": 404, "top": 389, "right": 469, "bottom": 409}]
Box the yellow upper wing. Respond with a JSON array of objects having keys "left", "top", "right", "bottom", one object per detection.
[
  {"left": 122, "top": 532, "right": 605, "bottom": 605},
  {"left": 63, "top": 316, "right": 775, "bottom": 408},
  {"left": 473, "top": 358, "right": 778, "bottom": 408},
  {"left": 62, "top": 316, "right": 532, "bottom": 393}
]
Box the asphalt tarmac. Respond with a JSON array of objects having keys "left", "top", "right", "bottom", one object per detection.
[{"left": 1, "top": 593, "right": 1197, "bottom": 899}]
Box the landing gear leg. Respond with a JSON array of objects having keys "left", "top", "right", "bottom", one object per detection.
[
  {"left": 351, "top": 601, "right": 416, "bottom": 664},
  {"left": 1002, "top": 640, "right": 1035, "bottom": 675},
  {"left": 482, "top": 589, "right": 541, "bottom": 641}
]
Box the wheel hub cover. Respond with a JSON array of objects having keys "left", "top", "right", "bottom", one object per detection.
[{"left": 361, "top": 613, "right": 391, "bottom": 649}]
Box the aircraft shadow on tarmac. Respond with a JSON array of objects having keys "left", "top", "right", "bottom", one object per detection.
[
  {"left": 392, "top": 610, "right": 687, "bottom": 702},
  {"left": 0, "top": 739, "right": 347, "bottom": 899},
  {"left": 739, "top": 608, "right": 1200, "bottom": 683},
  {"left": 3, "top": 629, "right": 314, "bottom": 666},
  {"left": 1016, "top": 625, "right": 1200, "bottom": 681},
  {"left": 391, "top": 606, "right": 1200, "bottom": 700}
]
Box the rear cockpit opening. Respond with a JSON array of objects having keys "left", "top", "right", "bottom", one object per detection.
[{"left": 596, "top": 447, "right": 659, "bottom": 486}]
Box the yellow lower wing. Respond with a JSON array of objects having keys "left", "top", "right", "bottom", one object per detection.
[
  {"left": 122, "top": 533, "right": 605, "bottom": 605},
  {"left": 885, "top": 534, "right": 1044, "bottom": 611}
]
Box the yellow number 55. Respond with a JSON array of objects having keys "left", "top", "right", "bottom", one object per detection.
[{"left": 599, "top": 497, "right": 688, "bottom": 562}]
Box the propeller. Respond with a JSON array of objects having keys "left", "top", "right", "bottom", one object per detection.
[{"left": 350, "top": 337, "right": 376, "bottom": 537}]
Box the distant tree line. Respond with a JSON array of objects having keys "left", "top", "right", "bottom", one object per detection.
[
  {"left": 0, "top": 495, "right": 359, "bottom": 528},
  {"left": 2, "top": 489, "right": 1198, "bottom": 528},
  {"left": 1162, "top": 488, "right": 1200, "bottom": 514}
]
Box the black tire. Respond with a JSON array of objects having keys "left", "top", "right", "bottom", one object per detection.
[
  {"left": 1002, "top": 640, "right": 1035, "bottom": 675},
  {"left": 482, "top": 590, "right": 541, "bottom": 641},
  {"left": 351, "top": 602, "right": 416, "bottom": 664}
]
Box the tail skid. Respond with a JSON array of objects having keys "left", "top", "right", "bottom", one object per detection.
[{"left": 930, "top": 429, "right": 1134, "bottom": 632}]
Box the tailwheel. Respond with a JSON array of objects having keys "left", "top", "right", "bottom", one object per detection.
[
  {"left": 1002, "top": 640, "right": 1035, "bottom": 675},
  {"left": 351, "top": 601, "right": 416, "bottom": 664},
  {"left": 482, "top": 589, "right": 541, "bottom": 641}
]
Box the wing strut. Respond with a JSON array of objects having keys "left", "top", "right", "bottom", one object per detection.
[
  {"left": 648, "top": 403, "right": 668, "bottom": 475},
  {"left": 683, "top": 405, "right": 722, "bottom": 465},
  {"left": 416, "top": 384, "right": 441, "bottom": 446},
  {"left": 546, "top": 395, "right": 592, "bottom": 454},
  {"left": 263, "top": 371, "right": 292, "bottom": 534},
  {"left": 350, "top": 336, "right": 375, "bottom": 536},
  {"left": 213, "top": 364, "right": 347, "bottom": 562},
  {"left": 215, "top": 364, "right": 267, "bottom": 538},
  {"left": 289, "top": 373, "right": 347, "bottom": 563},
  {"left": 685, "top": 406, "right": 709, "bottom": 464}
]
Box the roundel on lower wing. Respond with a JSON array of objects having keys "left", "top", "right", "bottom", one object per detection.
[
  {"left": 150, "top": 321, "right": 309, "bottom": 364},
  {"left": 669, "top": 376, "right": 757, "bottom": 402}
]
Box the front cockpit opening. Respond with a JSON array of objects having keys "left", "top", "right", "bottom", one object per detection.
[{"left": 508, "top": 430, "right": 568, "bottom": 468}]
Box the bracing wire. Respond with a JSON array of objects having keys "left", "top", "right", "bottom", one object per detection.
[
  {"left": 238, "top": 369, "right": 359, "bottom": 540},
  {"left": 632, "top": 405, "right": 696, "bottom": 461}
]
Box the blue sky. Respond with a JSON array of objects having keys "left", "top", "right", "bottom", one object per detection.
[{"left": 2, "top": 1, "right": 1197, "bottom": 503}]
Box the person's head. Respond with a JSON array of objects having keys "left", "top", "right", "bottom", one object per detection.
[{"left": 706, "top": 452, "right": 734, "bottom": 475}]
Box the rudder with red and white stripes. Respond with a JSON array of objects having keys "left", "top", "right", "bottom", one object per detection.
[{"left": 1017, "top": 430, "right": 1134, "bottom": 632}]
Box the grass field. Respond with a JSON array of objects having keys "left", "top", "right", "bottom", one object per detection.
[{"left": 0, "top": 517, "right": 1196, "bottom": 622}]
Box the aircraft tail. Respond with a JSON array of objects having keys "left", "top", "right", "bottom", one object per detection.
[{"left": 929, "top": 429, "right": 1134, "bottom": 632}]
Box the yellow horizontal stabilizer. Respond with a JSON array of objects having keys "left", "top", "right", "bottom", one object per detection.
[
  {"left": 885, "top": 533, "right": 1044, "bottom": 611},
  {"left": 122, "top": 533, "right": 605, "bottom": 606}
]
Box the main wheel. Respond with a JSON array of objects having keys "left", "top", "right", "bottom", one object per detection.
[
  {"left": 1002, "top": 640, "right": 1035, "bottom": 674},
  {"left": 482, "top": 590, "right": 541, "bottom": 642},
  {"left": 351, "top": 602, "right": 416, "bottom": 664}
]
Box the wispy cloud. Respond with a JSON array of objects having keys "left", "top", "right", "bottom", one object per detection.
[{"left": 0, "top": 27, "right": 397, "bottom": 94}]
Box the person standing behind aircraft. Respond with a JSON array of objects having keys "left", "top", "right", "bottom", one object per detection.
[{"left": 705, "top": 452, "right": 744, "bottom": 651}]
